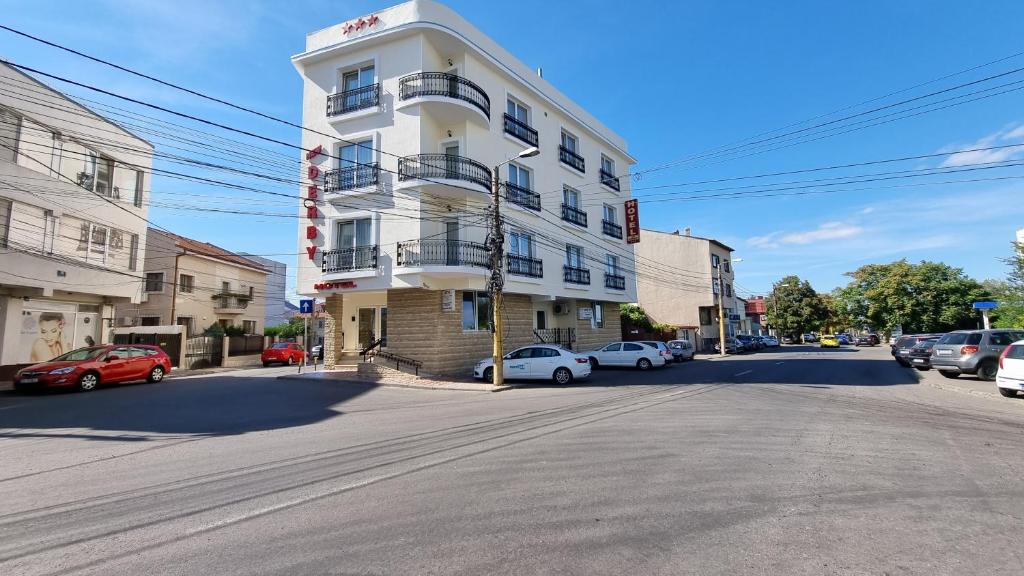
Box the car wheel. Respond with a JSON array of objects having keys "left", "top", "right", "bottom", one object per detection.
[
  {"left": 637, "top": 358, "right": 653, "bottom": 370},
  {"left": 977, "top": 360, "right": 998, "bottom": 382},
  {"left": 553, "top": 367, "right": 573, "bottom": 385},
  {"left": 939, "top": 371, "right": 960, "bottom": 379},
  {"left": 287, "top": 356, "right": 294, "bottom": 366},
  {"left": 77, "top": 372, "right": 99, "bottom": 392},
  {"left": 998, "top": 387, "right": 1018, "bottom": 398},
  {"left": 262, "top": 362, "right": 270, "bottom": 367},
  {"left": 589, "top": 357, "right": 600, "bottom": 368},
  {"left": 147, "top": 366, "right": 165, "bottom": 383},
  {"left": 482, "top": 367, "right": 493, "bottom": 383},
  {"left": 914, "top": 366, "right": 929, "bottom": 372}
]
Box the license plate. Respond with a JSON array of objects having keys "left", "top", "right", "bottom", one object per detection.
[
  {"left": 20, "top": 378, "right": 38, "bottom": 384},
  {"left": 913, "top": 359, "right": 924, "bottom": 363},
  {"left": 937, "top": 350, "right": 952, "bottom": 356}
]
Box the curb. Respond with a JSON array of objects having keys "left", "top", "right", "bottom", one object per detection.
[{"left": 277, "top": 374, "right": 505, "bottom": 393}]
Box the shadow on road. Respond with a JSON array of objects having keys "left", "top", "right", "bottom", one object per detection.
[{"left": 0, "top": 373, "right": 375, "bottom": 441}]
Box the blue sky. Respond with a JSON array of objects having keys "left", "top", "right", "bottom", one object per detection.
[{"left": 3, "top": 0, "right": 1024, "bottom": 301}]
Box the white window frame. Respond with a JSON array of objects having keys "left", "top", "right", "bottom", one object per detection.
[
  {"left": 560, "top": 129, "right": 579, "bottom": 154},
  {"left": 603, "top": 204, "right": 617, "bottom": 224},
  {"left": 179, "top": 274, "right": 195, "bottom": 294},
  {"left": 329, "top": 211, "right": 378, "bottom": 252},
  {"left": 563, "top": 185, "right": 581, "bottom": 209},
  {"left": 508, "top": 162, "right": 532, "bottom": 190},
  {"left": 42, "top": 209, "right": 57, "bottom": 255},
  {"left": 506, "top": 95, "right": 530, "bottom": 125},
  {"left": 606, "top": 254, "right": 620, "bottom": 276},
  {"left": 509, "top": 230, "right": 535, "bottom": 258},
  {"left": 601, "top": 154, "right": 614, "bottom": 174},
  {"left": 333, "top": 216, "right": 374, "bottom": 250},
  {"left": 0, "top": 107, "right": 21, "bottom": 163},
  {"left": 0, "top": 197, "right": 11, "bottom": 248}
]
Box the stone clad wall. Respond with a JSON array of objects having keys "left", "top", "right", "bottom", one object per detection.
[
  {"left": 322, "top": 294, "right": 344, "bottom": 368},
  {"left": 574, "top": 300, "right": 622, "bottom": 352}
]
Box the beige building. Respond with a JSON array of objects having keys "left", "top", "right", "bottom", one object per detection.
[
  {"left": 635, "top": 229, "right": 739, "bottom": 352},
  {"left": 115, "top": 229, "right": 269, "bottom": 336},
  {"left": 0, "top": 62, "right": 152, "bottom": 373}
]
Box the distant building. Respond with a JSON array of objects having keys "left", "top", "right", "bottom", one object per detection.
[
  {"left": 240, "top": 254, "right": 293, "bottom": 328},
  {"left": 746, "top": 296, "right": 768, "bottom": 335}
]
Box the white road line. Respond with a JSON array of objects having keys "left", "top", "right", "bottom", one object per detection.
[
  {"left": 733, "top": 370, "right": 752, "bottom": 376},
  {"left": 775, "top": 361, "right": 785, "bottom": 365},
  {"left": 0, "top": 404, "right": 25, "bottom": 411}
]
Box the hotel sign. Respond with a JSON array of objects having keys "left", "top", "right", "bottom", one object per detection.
[{"left": 624, "top": 199, "right": 640, "bottom": 244}]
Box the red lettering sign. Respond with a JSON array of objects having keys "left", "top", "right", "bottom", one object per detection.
[
  {"left": 624, "top": 199, "right": 640, "bottom": 244},
  {"left": 307, "top": 185, "right": 318, "bottom": 199},
  {"left": 306, "top": 205, "right": 318, "bottom": 220},
  {"left": 305, "top": 144, "right": 323, "bottom": 161},
  {"left": 306, "top": 245, "right": 317, "bottom": 260},
  {"left": 307, "top": 165, "right": 320, "bottom": 180},
  {"left": 314, "top": 281, "right": 357, "bottom": 290},
  {"left": 306, "top": 225, "right": 317, "bottom": 240}
]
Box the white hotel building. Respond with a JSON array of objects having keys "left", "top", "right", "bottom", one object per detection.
[{"left": 293, "top": 0, "right": 637, "bottom": 375}]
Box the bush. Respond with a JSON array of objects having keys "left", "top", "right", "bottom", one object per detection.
[
  {"left": 620, "top": 304, "right": 653, "bottom": 330},
  {"left": 224, "top": 325, "right": 246, "bottom": 337}
]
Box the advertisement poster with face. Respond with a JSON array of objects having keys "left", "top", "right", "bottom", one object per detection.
[{"left": 17, "top": 301, "right": 102, "bottom": 363}]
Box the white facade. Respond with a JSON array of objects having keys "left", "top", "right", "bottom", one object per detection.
[{"left": 0, "top": 63, "right": 153, "bottom": 368}]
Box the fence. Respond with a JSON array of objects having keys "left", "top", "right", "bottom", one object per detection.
[
  {"left": 227, "top": 335, "right": 264, "bottom": 357},
  {"left": 534, "top": 328, "right": 576, "bottom": 350},
  {"left": 112, "top": 328, "right": 184, "bottom": 367},
  {"left": 184, "top": 336, "right": 224, "bottom": 370}
]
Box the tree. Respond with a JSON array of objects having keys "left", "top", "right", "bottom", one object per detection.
[
  {"left": 765, "top": 275, "right": 826, "bottom": 336},
  {"left": 820, "top": 292, "right": 856, "bottom": 334},
  {"left": 619, "top": 304, "right": 653, "bottom": 331},
  {"left": 264, "top": 317, "right": 306, "bottom": 339},
  {"left": 982, "top": 279, "right": 1024, "bottom": 328}
]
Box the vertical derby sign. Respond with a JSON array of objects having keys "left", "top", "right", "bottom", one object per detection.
[
  {"left": 305, "top": 145, "right": 323, "bottom": 261},
  {"left": 624, "top": 199, "right": 640, "bottom": 244}
]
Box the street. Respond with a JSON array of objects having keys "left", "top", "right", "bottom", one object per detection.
[{"left": 2, "top": 346, "right": 1023, "bottom": 575}]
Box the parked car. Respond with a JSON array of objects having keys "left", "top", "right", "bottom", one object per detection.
[
  {"left": 908, "top": 340, "right": 938, "bottom": 371},
  {"left": 714, "top": 337, "right": 743, "bottom": 354},
  {"left": 889, "top": 335, "right": 899, "bottom": 346},
  {"left": 996, "top": 340, "right": 1024, "bottom": 397},
  {"left": 837, "top": 334, "right": 852, "bottom": 345},
  {"left": 855, "top": 335, "right": 876, "bottom": 347},
  {"left": 867, "top": 334, "right": 881, "bottom": 345},
  {"left": 262, "top": 342, "right": 305, "bottom": 367},
  {"left": 588, "top": 342, "right": 666, "bottom": 370},
  {"left": 474, "top": 344, "right": 590, "bottom": 384},
  {"left": 820, "top": 335, "right": 840, "bottom": 348},
  {"left": 13, "top": 345, "right": 172, "bottom": 392},
  {"left": 802, "top": 333, "right": 817, "bottom": 343},
  {"left": 761, "top": 335, "right": 780, "bottom": 347},
  {"left": 736, "top": 335, "right": 759, "bottom": 352},
  {"left": 891, "top": 334, "right": 942, "bottom": 366},
  {"left": 782, "top": 335, "right": 796, "bottom": 345},
  {"left": 666, "top": 339, "right": 695, "bottom": 362},
  {"left": 930, "top": 329, "right": 1024, "bottom": 381},
  {"left": 638, "top": 341, "right": 675, "bottom": 364}
]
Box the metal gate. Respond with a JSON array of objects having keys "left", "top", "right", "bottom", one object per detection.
[
  {"left": 184, "top": 336, "right": 223, "bottom": 369},
  {"left": 113, "top": 332, "right": 183, "bottom": 366}
]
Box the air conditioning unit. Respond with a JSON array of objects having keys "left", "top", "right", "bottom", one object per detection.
[
  {"left": 120, "top": 316, "right": 136, "bottom": 327},
  {"left": 553, "top": 304, "right": 571, "bottom": 316}
]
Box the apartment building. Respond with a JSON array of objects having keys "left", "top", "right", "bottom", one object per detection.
[
  {"left": 240, "top": 254, "right": 293, "bottom": 328},
  {"left": 115, "top": 229, "right": 269, "bottom": 336},
  {"left": 635, "top": 229, "right": 738, "bottom": 352},
  {"left": 293, "top": 0, "right": 637, "bottom": 375},
  {"left": 0, "top": 62, "right": 152, "bottom": 371}
]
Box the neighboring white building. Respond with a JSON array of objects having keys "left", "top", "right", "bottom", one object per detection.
[
  {"left": 292, "top": 0, "right": 638, "bottom": 375},
  {"left": 241, "top": 254, "right": 293, "bottom": 328},
  {"left": 0, "top": 62, "right": 153, "bottom": 373}
]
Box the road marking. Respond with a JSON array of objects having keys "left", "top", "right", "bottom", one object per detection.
[
  {"left": 0, "top": 404, "right": 25, "bottom": 411},
  {"left": 775, "top": 361, "right": 785, "bottom": 365},
  {"left": 733, "top": 370, "right": 752, "bottom": 376}
]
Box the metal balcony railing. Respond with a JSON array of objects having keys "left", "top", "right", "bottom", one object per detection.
[
  {"left": 561, "top": 204, "right": 588, "bottom": 227},
  {"left": 600, "top": 169, "right": 621, "bottom": 191},
  {"left": 605, "top": 273, "right": 626, "bottom": 290},
  {"left": 322, "top": 245, "right": 378, "bottom": 273},
  {"left": 507, "top": 254, "right": 543, "bottom": 278},
  {"left": 563, "top": 265, "right": 591, "bottom": 285},
  {"left": 399, "top": 72, "right": 490, "bottom": 119},
  {"left": 326, "top": 83, "right": 380, "bottom": 116},
  {"left": 602, "top": 219, "right": 623, "bottom": 239},
  {"left": 504, "top": 181, "right": 541, "bottom": 211},
  {"left": 503, "top": 113, "right": 538, "bottom": 147},
  {"left": 398, "top": 153, "right": 492, "bottom": 191},
  {"left": 396, "top": 239, "right": 489, "bottom": 268},
  {"left": 324, "top": 163, "right": 379, "bottom": 192},
  {"left": 559, "top": 145, "right": 585, "bottom": 172}
]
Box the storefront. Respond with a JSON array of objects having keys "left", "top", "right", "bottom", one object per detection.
[{"left": 0, "top": 296, "right": 112, "bottom": 366}]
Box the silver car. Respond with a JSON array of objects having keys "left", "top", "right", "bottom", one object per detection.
[
  {"left": 667, "top": 339, "right": 696, "bottom": 361},
  {"left": 930, "top": 329, "right": 1024, "bottom": 381}
]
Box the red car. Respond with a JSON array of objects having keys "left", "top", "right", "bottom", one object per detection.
[
  {"left": 13, "top": 345, "right": 172, "bottom": 392},
  {"left": 261, "top": 342, "right": 305, "bottom": 367}
]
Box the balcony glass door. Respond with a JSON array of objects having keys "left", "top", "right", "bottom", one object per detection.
[
  {"left": 335, "top": 218, "right": 372, "bottom": 270},
  {"left": 445, "top": 221, "right": 459, "bottom": 265},
  {"left": 446, "top": 67, "right": 459, "bottom": 99},
  {"left": 563, "top": 186, "right": 580, "bottom": 209},
  {"left": 566, "top": 245, "right": 584, "bottom": 268},
  {"left": 339, "top": 140, "right": 373, "bottom": 189},
  {"left": 443, "top": 143, "right": 460, "bottom": 179},
  {"left": 358, "top": 308, "right": 376, "bottom": 349},
  {"left": 342, "top": 65, "right": 374, "bottom": 109}
]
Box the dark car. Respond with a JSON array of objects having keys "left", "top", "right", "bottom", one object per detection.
[
  {"left": 13, "top": 345, "right": 172, "bottom": 392},
  {"left": 892, "top": 334, "right": 942, "bottom": 367},
  {"left": 908, "top": 340, "right": 938, "bottom": 371},
  {"left": 782, "top": 335, "right": 796, "bottom": 345},
  {"left": 736, "top": 335, "right": 759, "bottom": 352},
  {"left": 929, "top": 329, "right": 1024, "bottom": 381},
  {"left": 855, "top": 335, "right": 875, "bottom": 347}
]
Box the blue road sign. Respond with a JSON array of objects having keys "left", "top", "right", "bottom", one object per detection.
[
  {"left": 973, "top": 301, "right": 998, "bottom": 310},
  {"left": 299, "top": 299, "right": 314, "bottom": 314}
]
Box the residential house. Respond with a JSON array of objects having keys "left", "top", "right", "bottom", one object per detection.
[{"left": 240, "top": 254, "right": 294, "bottom": 328}]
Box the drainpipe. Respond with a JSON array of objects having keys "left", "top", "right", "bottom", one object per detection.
[{"left": 169, "top": 251, "right": 182, "bottom": 331}]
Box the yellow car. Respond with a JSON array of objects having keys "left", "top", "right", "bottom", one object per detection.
[{"left": 820, "top": 335, "right": 840, "bottom": 348}]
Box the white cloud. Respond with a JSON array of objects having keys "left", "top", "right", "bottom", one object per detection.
[
  {"left": 859, "top": 206, "right": 876, "bottom": 215},
  {"left": 777, "top": 221, "right": 863, "bottom": 245},
  {"left": 939, "top": 122, "right": 1024, "bottom": 167}
]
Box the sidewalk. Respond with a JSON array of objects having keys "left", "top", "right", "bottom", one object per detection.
[
  {"left": 915, "top": 367, "right": 1009, "bottom": 401},
  {"left": 278, "top": 369, "right": 509, "bottom": 392}
]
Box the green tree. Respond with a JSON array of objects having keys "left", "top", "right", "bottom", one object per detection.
[
  {"left": 619, "top": 303, "right": 653, "bottom": 330},
  {"left": 983, "top": 279, "right": 1024, "bottom": 328},
  {"left": 265, "top": 317, "right": 306, "bottom": 338},
  {"left": 765, "top": 275, "right": 825, "bottom": 336},
  {"left": 820, "top": 292, "right": 856, "bottom": 334}
]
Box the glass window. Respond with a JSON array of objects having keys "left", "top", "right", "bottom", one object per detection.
[
  {"left": 509, "top": 231, "right": 533, "bottom": 257},
  {"left": 133, "top": 170, "right": 144, "bottom": 207},
  {"left": 507, "top": 98, "right": 528, "bottom": 123},
  {"left": 509, "top": 348, "right": 534, "bottom": 359},
  {"left": 242, "top": 320, "right": 257, "bottom": 334},
  {"left": 606, "top": 254, "right": 619, "bottom": 275},
  {"left": 145, "top": 272, "right": 163, "bottom": 292},
  {"left": 179, "top": 274, "right": 194, "bottom": 293},
  {"left": 603, "top": 204, "right": 617, "bottom": 223},
  {"left": 271, "top": 343, "right": 290, "bottom": 349},
  {"left": 343, "top": 65, "right": 375, "bottom": 90},
  {"left": 461, "top": 291, "right": 491, "bottom": 331},
  {"left": 967, "top": 333, "right": 982, "bottom": 345},
  {"left": 623, "top": 343, "right": 643, "bottom": 351},
  {"left": 462, "top": 292, "right": 475, "bottom": 330},
  {"left": 0, "top": 197, "right": 11, "bottom": 248},
  {"left": 0, "top": 107, "right": 19, "bottom": 162},
  {"left": 53, "top": 347, "right": 107, "bottom": 361},
  {"left": 340, "top": 139, "right": 373, "bottom": 168},
  {"left": 561, "top": 131, "right": 578, "bottom": 153},
  {"left": 726, "top": 284, "right": 733, "bottom": 297},
  {"left": 989, "top": 332, "right": 1014, "bottom": 346},
  {"left": 711, "top": 254, "right": 720, "bottom": 268},
  {"left": 594, "top": 303, "right": 604, "bottom": 328},
  {"left": 476, "top": 292, "right": 490, "bottom": 332},
  {"left": 335, "top": 218, "right": 372, "bottom": 249},
  {"left": 95, "top": 156, "right": 114, "bottom": 197},
  {"left": 508, "top": 163, "right": 531, "bottom": 189},
  {"left": 129, "top": 234, "right": 139, "bottom": 271},
  {"left": 563, "top": 186, "right": 580, "bottom": 208},
  {"left": 601, "top": 155, "right": 614, "bottom": 174},
  {"left": 602, "top": 343, "right": 621, "bottom": 352},
  {"left": 538, "top": 348, "right": 561, "bottom": 358},
  {"left": 566, "top": 245, "right": 584, "bottom": 268}
]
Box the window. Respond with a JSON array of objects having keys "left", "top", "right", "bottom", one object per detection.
[
  {"left": 145, "top": 272, "right": 164, "bottom": 293},
  {"left": 509, "top": 231, "right": 534, "bottom": 257},
  {"left": 594, "top": 302, "right": 604, "bottom": 328},
  {"left": 723, "top": 260, "right": 731, "bottom": 273},
  {"left": 0, "top": 107, "right": 20, "bottom": 162},
  {"left": 90, "top": 225, "right": 107, "bottom": 254},
  {"left": 179, "top": 274, "right": 194, "bottom": 293},
  {"left": 623, "top": 343, "right": 643, "bottom": 351},
  {"left": 561, "top": 130, "right": 578, "bottom": 154},
  {"left": 242, "top": 320, "right": 257, "bottom": 334},
  {"left": 606, "top": 254, "right": 620, "bottom": 275},
  {"left": 507, "top": 98, "right": 528, "bottom": 124},
  {"left": 601, "top": 155, "right": 614, "bottom": 175},
  {"left": 176, "top": 316, "right": 195, "bottom": 335},
  {"left": 563, "top": 185, "right": 581, "bottom": 208},
  {"left": 711, "top": 254, "right": 720, "bottom": 268},
  {"left": 140, "top": 316, "right": 161, "bottom": 326},
  {"left": 603, "top": 204, "right": 617, "bottom": 224},
  {"left": 508, "top": 163, "right": 531, "bottom": 190},
  {"left": 536, "top": 310, "right": 546, "bottom": 330},
  {"left": 81, "top": 150, "right": 97, "bottom": 189},
  {"left": 335, "top": 217, "right": 372, "bottom": 249},
  {"left": 461, "top": 291, "right": 491, "bottom": 331},
  {"left": 508, "top": 348, "right": 535, "bottom": 360},
  {"left": 133, "top": 170, "right": 144, "bottom": 207},
  {"left": 566, "top": 244, "right": 584, "bottom": 268},
  {"left": 699, "top": 308, "right": 713, "bottom": 325},
  {"left": 95, "top": 156, "right": 114, "bottom": 197},
  {"left": 712, "top": 279, "right": 720, "bottom": 294},
  {"left": 110, "top": 230, "right": 124, "bottom": 251},
  {"left": 128, "top": 233, "right": 139, "bottom": 271},
  {"left": 0, "top": 197, "right": 11, "bottom": 248},
  {"left": 342, "top": 65, "right": 375, "bottom": 92},
  {"left": 725, "top": 283, "right": 733, "bottom": 297},
  {"left": 42, "top": 210, "right": 56, "bottom": 254},
  {"left": 338, "top": 139, "right": 375, "bottom": 188},
  {"left": 602, "top": 343, "right": 621, "bottom": 352}
]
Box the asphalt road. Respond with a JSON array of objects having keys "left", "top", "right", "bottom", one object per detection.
[{"left": 1, "top": 345, "right": 1023, "bottom": 575}]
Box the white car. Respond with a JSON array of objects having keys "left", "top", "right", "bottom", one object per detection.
[
  {"left": 587, "top": 342, "right": 667, "bottom": 370},
  {"left": 996, "top": 340, "right": 1024, "bottom": 398},
  {"left": 473, "top": 344, "right": 591, "bottom": 385},
  {"left": 761, "top": 336, "right": 779, "bottom": 347}
]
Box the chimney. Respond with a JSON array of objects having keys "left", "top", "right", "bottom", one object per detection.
[
  {"left": 672, "top": 230, "right": 679, "bottom": 235},
  {"left": 537, "top": 67, "right": 543, "bottom": 78},
  {"left": 684, "top": 227, "right": 691, "bottom": 236}
]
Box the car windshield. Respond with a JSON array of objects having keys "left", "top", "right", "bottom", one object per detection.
[
  {"left": 51, "top": 347, "right": 107, "bottom": 361},
  {"left": 913, "top": 341, "right": 936, "bottom": 350},
  {"left": 270, "top": 343, "right": 291, "bottom": 349}
]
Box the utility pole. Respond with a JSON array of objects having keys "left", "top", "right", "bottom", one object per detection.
[
  {"left": 718, "top": 271, "right": 727, "bottom": 357},
  {"left": 488, "top": 167, "right": 505, "bottom": 387}
]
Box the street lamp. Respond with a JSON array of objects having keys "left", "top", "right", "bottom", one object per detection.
[{"left": 488, "top": 146, "right": 541, "bottom": 386}]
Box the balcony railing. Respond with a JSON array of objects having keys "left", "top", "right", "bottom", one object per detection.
[
  {"left": 396, "top": 239, "right": 489, "bottom": 268},
  {"left": 214, "top": 298, "right": 250, "bottom": 310},
  {"left": 602, "top": 219, "right": 623, "bottom": 239},
  {"left": 534, "top": 327, "right": 575, "bottom": 349},
  {"left": 322, "top": 245, "right": 378, "bottom": 273},
  {"left": 503, "top": 113, "right": 538, "bottom": 147},
  {"left": 561, "top": 204, "right": 588, "bottom": 227},
  {"left": 326, "top": 83, "right": 380, "bottom": 116},
  {"left": 600, "top": 169, "right": 621, "bottom": 191},
  {"left": 504, "top": 181, "right": 541, "bottom": 211},
  {"left": 325, "top": 163, "right": 379, "bottom": 192},
  {"left": 398, "top": 153, "right": 492, "bottom": 191},
  {"left": 605, "top": 272, "right": 626, "bottom": 290},
  {"left": 507, "top": 254, "right": 543, "bottom": 278},
  {"left": 399, "top": 72, "right": 490, "bottom": 119},
  {"left": 559, "top": 146, "right": 585, "bottom": 173},
  {"left": 563, "top": 265, "right": 591, "bottom": 285}
]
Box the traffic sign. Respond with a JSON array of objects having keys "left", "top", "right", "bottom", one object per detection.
[
  {"left": 973, "top": 301, "right": 998, "bottom": 309},
  {"left": 299, "top": 299, "right": 314, "bottom": 314}
]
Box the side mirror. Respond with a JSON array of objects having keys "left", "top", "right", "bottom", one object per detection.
[{"left": 106, "top": 355, "right": 120, "bottom": 362}]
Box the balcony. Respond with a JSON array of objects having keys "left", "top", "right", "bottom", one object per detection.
[
  {"left": 398, "top": 153, "right": 492, "bottom": 195},
  {"left": 504, "top": 181, "right": 541, "bottom": 212},
  {"left": 600, "top": 169, "right": 621, "bottom": 191},
  {"left": 325, "top": 163, "right": 379, "bottom": 192},
  {"left": 507, "top": 254, "right": 543, "bottom": 278},
  {"left": 326, "top": 83, "right": 380, "bottom": 116},
  {"left": 398, "top": 72, "right": 490, "bottom": 122},
  {"left": 559, "top": 146, "right": 585, "bottom": 173},
  {"left": 503, "top": 113, "right": 538, "bottom": 147},
  {"left": 563, "top": 265, "right": 591, "bottom": 285},
  {"left": 396, "top": 239, "right": 489, "bottom": 269},
  {"left": 602, "top": 219, "right": 623, "bottom": 239},
  {"left": 213, "top": 294, "right": 251, "bottom": 314},
  {"left": 322, "top": 245, "right": 378, "bottom": 274},
  {"left": 561, "top": 204, "right": 588, "bottom": 227},
  {"left": 605, "top": 273, "right": 626, "bottom": 290}
]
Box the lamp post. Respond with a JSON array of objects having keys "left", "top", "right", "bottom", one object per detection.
[{"left": 489, "top": 146, "right": 540, "bottom": 387}]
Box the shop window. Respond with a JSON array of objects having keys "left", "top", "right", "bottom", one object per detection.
[{"left": 461, "top": 291, "right": 491, "bottom": 332}]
